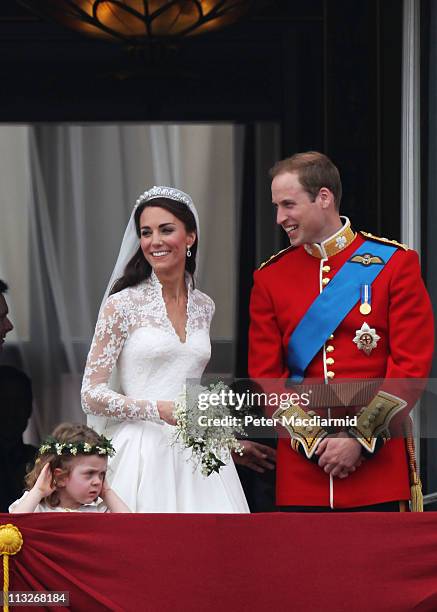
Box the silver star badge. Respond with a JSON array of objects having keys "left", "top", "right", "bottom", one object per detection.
[{"left": 353, "top": 322, "right": 380, "bottom": 356}]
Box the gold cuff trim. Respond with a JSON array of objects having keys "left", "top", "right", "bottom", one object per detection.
[
  {"left": 349, "top": 390, "right": 406, "bottom": 453},
  {"left": 273, "top": 404, "right": 328, "bottom": 459}
]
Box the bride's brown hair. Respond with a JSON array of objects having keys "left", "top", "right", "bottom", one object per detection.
[{"left": 110, "top": 198, "right": 198, "bottom": 296}]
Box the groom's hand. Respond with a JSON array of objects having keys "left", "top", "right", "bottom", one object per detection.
[
  {"left": 316, "top": 432, "right": 362, "bottom": 478},
  {"left": 232, "top": 441, "right": 276, "bottom": 473}
]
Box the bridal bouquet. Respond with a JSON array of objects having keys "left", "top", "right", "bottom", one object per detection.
[{"left": 173, "top": 382, "right": 245, "bottom": 476}]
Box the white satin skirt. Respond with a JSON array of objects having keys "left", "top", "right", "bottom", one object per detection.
[{"left": 102, "top": 419, "right": 250, "bottom": 513}]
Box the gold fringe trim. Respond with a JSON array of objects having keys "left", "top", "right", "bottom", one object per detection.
[{"left": 410, "top": 479, "right": 424, "bottom": 513}]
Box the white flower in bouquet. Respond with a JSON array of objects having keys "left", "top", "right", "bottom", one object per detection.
[{"left": 173, "top": 382, "right": 245, "bottom": 476}]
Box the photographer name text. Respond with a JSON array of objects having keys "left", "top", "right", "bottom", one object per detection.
[{"left": 197, "top": 415, "right": 358, "bottom": 428}]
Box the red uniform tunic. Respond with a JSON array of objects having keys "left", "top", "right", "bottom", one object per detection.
[{"left": 248, "top": 220, "right": 434, "bottom": 508}]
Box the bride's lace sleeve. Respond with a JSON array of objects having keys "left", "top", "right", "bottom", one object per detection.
[
  {"left": 190, "top": 290, "right": 215, "bottom": 332},
  {"left": 81, "top": 293, "right": 161, "bottom": 423}
]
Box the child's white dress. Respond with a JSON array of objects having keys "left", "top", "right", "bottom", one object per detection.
[{"left": 9, "top": 491, "right": 107, "bottom": 512}]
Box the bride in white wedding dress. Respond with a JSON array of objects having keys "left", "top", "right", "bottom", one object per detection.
[{"left": 81, "top": 186, "right": 249, "bottom": 513}]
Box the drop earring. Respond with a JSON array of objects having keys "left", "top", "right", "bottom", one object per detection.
[{"left": 186, "top": 245, "right": 192, "bottom": 258}]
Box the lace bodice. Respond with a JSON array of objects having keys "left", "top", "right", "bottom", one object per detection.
[{"left": 81, "top": 272, "right": 214, "bottom": 423}]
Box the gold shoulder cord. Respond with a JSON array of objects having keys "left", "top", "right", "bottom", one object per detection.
[
  {"left": 404, "top": 418, "right": 423, "bottom": 512},
  {"left": 258, "top": 246, "right": 293, "bottom": 270},
  {"left": 360, "top": 231, "right": 409, "bottom": 251}
]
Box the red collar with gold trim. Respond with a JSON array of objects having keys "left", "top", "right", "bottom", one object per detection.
[{"left": 303, "top": 217, "right": 356, "bottom": 259}]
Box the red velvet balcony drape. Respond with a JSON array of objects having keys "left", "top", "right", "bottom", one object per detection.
[{"left": 2, "top": 513, "right": 437, "bottom": 611}]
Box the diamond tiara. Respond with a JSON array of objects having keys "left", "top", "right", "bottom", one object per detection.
[{"left": 135, "top": 186, "right": 193, "bottom": 209}]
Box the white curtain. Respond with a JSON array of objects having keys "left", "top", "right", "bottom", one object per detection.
[{"left": 0, "top": 124, "right": 238, "bottom": 441}]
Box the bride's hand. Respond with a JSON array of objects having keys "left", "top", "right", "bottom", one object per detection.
[{"left": 157, "top": 401, "right": 177, "bottom": 425}]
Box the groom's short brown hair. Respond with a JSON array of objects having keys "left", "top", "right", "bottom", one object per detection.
[{"left": 270, "top": 151, "right": 342, "bottom": 210}]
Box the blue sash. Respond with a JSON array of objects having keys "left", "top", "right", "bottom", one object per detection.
[{"left": 287, "top": 241, "right": 397, "bottom": 383}]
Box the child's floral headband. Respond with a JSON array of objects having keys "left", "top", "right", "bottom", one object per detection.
[{"left": 38, "top": 435, "right": 115, "bottom": 458}]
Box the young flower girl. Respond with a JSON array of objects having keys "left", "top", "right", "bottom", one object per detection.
[{"left": 9, "top": 423, "right": 130, "bottom": 513}]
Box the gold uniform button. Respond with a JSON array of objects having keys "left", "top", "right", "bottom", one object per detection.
[
  {"left": 327, "top": 371, "right": 335, "bottom": 379},
  {"left": 326, "top": 345, "right": 335, "bottom": 353},
  {"left": 322, "top": 277, "right": 330, "bottom": 285},
  {"left": 322, "top": 265, "right": 331, "bottom": 273},
  {"left": 326, "top": 357, "right": 335, "bottom": 365},
  {"left": 329, "top": 334, "right": 334, "bottom": 340}
]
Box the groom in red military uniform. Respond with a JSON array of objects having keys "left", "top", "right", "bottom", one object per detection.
[{"left": 248, "top": 151, "right": 434, "bottom": 511}]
